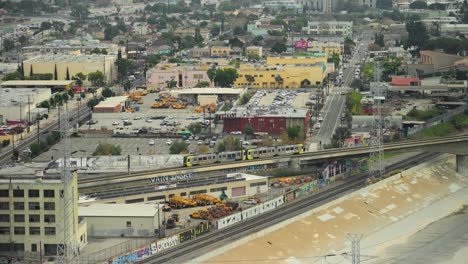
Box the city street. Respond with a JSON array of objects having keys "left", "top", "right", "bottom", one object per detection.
[{"left": 313, "top": 31, "right": 374, "bottom": 147}]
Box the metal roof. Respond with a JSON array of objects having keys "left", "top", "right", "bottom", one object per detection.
[
  {"left": 1, "top": 80, "right": 75, "bottom": 86},
  {"left": 79, "top": 203, "right": 162, "bottom": 218}
]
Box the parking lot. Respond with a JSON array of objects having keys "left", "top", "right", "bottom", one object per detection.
[
  {"left": 254, "top": 89, "right": 318, "bottom": 109},
  {"left": 85, "top": 92, "right": 213, "bottom": 133}
]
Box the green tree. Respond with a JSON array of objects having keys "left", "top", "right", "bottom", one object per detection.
[
  {"left": 88, "top": 71, "right": 105, "bottom": 86},
  {"left": 233, "top": 26, "right": 246, "bottom": 36},
  {"left": 102, "top": 87, "right": 113, "bottom": 98},
  {"left": 217, "top": 135, "right": 241, "bottom": 152},
  {"left": 194, "top": 81, "right": 210, "bottom": 88},
  {"left": 244, "top": 124, "right": 255, "bottom": 138},
  {"left": 213, "top": 68, "right": 239, "bottom": 87},
  {"left": 344, "top": 37, "right": 355, "bottom": 55},
  {"left": 286, "top": 126, "right": 302, "bottom": 141},
  {"left": 3, "top": 39, "right": 15, "bottom": 52},
  {"left": 169, "top": 140, "right": 189, "bottom": 154},
  {"left": 92, "top": 143, "right": 122, "bottom": 156},
  {"left": 39, "top": 100, "right": 50, "bottom": 109},
  {"left": 406, "top": 20, "right": 429, "bottom": 49},
  {"left": 70, "top": 4, "right": 90, "bottom": 19},
  {"left": 65, "top": 67, "right": 70, "bottom": 80},
  {"left": 376, "top": 0, "right": 393, "bottom": 9},
  {"left": 54, "top": 64, "right": 58, "bottom": 80},
  {"left": 350, "top": 79, "right": 364, "bottom": 90},
  {"left": 188, "top": 122, "right": 203, "bottom": 134},
  {"left": 29, "top": 142, "right": 42, "bottom": 157},
  {"left": 271, "top": 42, "right": 287, "bottom": 54},
  {"left": 3, "top": 71, "right": 23, "bottom": 81},
  {"left": 73, "top": 72, "right": 86, "bottom": 86},
  {"left": 207, "top": 67, "right": 217, "bottom": 85},
  {"left": 409, "top": 0, "right": 427, "bottom": 9},
  {"left": 331, "top": 53, "right": 340, "bottom": 70}
]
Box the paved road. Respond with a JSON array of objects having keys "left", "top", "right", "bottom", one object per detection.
[{"left": 313, "top": 31, "right": 374, "bottom": 146}]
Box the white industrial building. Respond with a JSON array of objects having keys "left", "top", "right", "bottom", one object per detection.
[
  {"left": 79, "top": 203, "right": 163, "bottom": 238},
  {"left": 0, "top": 88, "right": 51, "bottom": 123},
  {"left": 301, "top": 21, "right": 353, "bottom": 37}
]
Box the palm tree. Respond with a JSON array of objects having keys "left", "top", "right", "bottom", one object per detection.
[
  {"left": 275, "top": 75, "right": 284, "bottom": 88},
  {"left": 245, "top": 75, "right": 255, "bottom": 88}
]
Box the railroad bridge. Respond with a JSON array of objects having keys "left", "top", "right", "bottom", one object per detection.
[{"left": 295, "top": 135, "right": 468, "bottom": 178}]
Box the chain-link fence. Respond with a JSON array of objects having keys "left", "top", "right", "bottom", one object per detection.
[{"left": 75, "top": 238, "right": 154, "bottom": 264}]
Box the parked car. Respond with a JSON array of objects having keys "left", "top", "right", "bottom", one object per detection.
[
  {"left": 112, "top": 121, "right": 119, "bottom": 126},
  {"left": 149, "top": 140, "right": 155, "bottom": 145},
  {"left": 86, "top": 119, "right": 98, "bottom": 125},
  {"left": 123, "top": 121, "right": 132, "bottom": 126},
  {"left": 186, "top": 115, "right": 198, "bottom": 120},
  {"left": 145, "top": 118, "right": 152, "bottom": 123},
  {"left": 134, "top": 116, "right": 142, "bottom": 120},
  {"left": 230, "top": 131, "right": 242, "bottom": 135},
  {"left": 165, "top": 140, "right": 172, "bottom": 145},
  {"left": 197, "top": 140, "right": 203, "bottom": 145}
]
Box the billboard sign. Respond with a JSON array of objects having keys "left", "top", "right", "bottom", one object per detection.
[{"left": 294, "top": 40, "right": 313, "bottom": 49}]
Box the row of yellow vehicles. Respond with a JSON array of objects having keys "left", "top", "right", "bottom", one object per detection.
[{"left": 166, "top": 194, "right": 260, "bottom": 221}]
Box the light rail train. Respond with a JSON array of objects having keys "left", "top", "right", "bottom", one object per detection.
[{"left": 183, "top": 144, "right": 305, "bottom": 167}]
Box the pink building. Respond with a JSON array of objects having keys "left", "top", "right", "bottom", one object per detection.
[{"left": 146, "top": 65, "right": 212, "bottom": 88}]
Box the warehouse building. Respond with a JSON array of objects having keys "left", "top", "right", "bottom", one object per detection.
[
  {"left": 79, "top": 173, "right": 269, "bottom": 205},
  {"left": 222, "top": 108, "right": 309, "bottom": 135},
  {"left": 235, "top": 63, "right": 327, "bottom": 89},
  {"left": 79, "top": 203, "right": 163, "bottom": 238},
  {"left": 0, "top": 88, "right": 51, "bottom": 123},
  {"left": 93, "top": 96, "right": 128, "bottom": 113},
  {"left": 23, "top": 54, "right": 117, "bottom": 86},
  {"left": 0, "top": 165, "right": 87, "bottom": 258},
  {"left": 0, "top": 80, "right": 75, "bottom": 92}
]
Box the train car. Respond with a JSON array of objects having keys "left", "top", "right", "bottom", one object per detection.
[
  {"left": 246, "top": 147, "right": 277, "bottom": 160},
  {"left": 276, "top": 144, "right": 304, "bottom": 156},
  {"left": 216, "top": 150, "right": 245, "bottom": 163},
  {"left": 184, "top": 153, "right": 217, "bottom": 167}
]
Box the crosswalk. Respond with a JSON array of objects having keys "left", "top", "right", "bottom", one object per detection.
[{"left": 330, "top": 91, "right": 346, "bottom": 95}]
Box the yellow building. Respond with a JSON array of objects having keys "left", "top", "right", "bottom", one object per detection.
[
  {"left": 235, "top": 63, "right": 327, "bottom": 88},
  {"left": 307, "top": 41, "right": 342, "bottom": 57},
  {"left": 23, "top": 54, "right": 117, "bottom": 86},
  {"left": 0, "top": 167, "right": 87, "bottom": 258},
  {"left": 245, "top": 46, "right": 263, "bottom": 58},
  {"left": 266, "top": 55, "right": 328, "bottom": 66},
  {"left": 210, "top": 46, "right": 231, "bottom": 58}
]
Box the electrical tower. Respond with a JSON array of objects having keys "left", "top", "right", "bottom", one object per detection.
[
  {"left": 55, "top": 104, "right": 78, "bottom": 264},
  {"left": 347, "top": 233, "right": 363, "bottom": 264},
  {"left": 368, "top": 81, "right": 386, "bottom": 179}
]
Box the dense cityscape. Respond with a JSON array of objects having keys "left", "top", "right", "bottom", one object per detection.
[{"left": 0, "top": 0, "right": 467, "bottom": 263}]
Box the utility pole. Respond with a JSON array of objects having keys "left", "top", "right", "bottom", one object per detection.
[{"left": 28, "top": 94, "right": 31, "bottom": 124}]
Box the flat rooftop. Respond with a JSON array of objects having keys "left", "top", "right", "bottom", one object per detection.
[
  {"left": 79, "top": 203, "right": 161, "bottom": 217},
  {"left": 95, "top": 96, "right": 128, "bottom": 108},
  {"left": 25, "top": 54, "right": 111, "bottom": 63},
  {"left": 0, "top": 88, "right": 51, "bottom": 106},
  {"left": 0, "top": 162, "right": 62, "bottom": 181},
  {"left": 1, "top": 80, "right": 75, "bottom": 86},
  {"left": 174, "top": 88, "right": 245, "bottom": 95},
  {"left": 226, "top": 173, "right": 267, "bottom": 181}
]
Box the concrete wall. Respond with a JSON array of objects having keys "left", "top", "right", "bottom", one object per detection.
[{"left": 85, "top": 216, "right": 157, "bottom": 238}]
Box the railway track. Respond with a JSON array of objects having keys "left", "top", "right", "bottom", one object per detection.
[
  {"left": 78, "top": 135, "right": 468, "bottom": 188},
  {"left": 139, "top": 152, "right": 439, "bottom": 264}
]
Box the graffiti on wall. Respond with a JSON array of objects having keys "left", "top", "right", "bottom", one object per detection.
[
  {"left": 179, "top": 222, "right": 213, "bottom": 243},
  {"left": 111, "top": 246, "right": 152, "bottom": 264},
  {"left": 147, "top": 172, "right": 194, "bottom": 183},
  {"left": 222, "top": 163, "right": 279, "bottom": 174}
]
